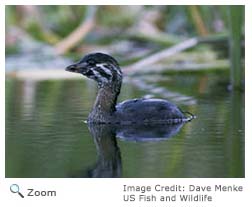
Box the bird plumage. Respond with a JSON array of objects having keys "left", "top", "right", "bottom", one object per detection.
[{"left": 66, "top": 53, "right": 195, "bottom": 124}]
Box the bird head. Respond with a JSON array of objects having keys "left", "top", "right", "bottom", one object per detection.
[{"left": 66, "top": 53, "right": 122, "bottom": 87}]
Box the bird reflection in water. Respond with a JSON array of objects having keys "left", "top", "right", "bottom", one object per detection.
[
  {"left": 86, "top": 124, "right": 122, "bottom": 178},
  {"left": 74, "top": 122, "right": 186, "bottom": 178}
]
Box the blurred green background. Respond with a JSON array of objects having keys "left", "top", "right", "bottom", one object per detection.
[{"left": 5, "top": 5, "right": 245, "bottom": 178}]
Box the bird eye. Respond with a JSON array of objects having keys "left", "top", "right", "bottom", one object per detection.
[{"left": 88, "top": 59, "right": 96, "bottom": 66}]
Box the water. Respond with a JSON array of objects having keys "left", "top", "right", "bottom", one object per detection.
[{"left": 5, "top": 72, "right": 244, "bottom": 178}]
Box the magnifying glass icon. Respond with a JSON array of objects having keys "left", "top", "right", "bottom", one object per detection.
[{"left": 10, "top": 184, "right": 24, "bottom": 198}]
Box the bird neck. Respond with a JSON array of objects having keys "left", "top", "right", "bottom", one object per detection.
[
  {"left": 95, "top": 85, "right": 119, "bottom": 112},
  {"left": 89, "top": 82, "right": 121, "bottom": 123}
]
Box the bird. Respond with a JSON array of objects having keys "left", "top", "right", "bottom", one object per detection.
[{"left": 66, "top": 52, "right": 195, "bottom": 124}]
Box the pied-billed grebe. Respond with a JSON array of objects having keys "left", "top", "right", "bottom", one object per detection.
[{"left": 66, "top": 53, "right": 195, "bottom": 124}]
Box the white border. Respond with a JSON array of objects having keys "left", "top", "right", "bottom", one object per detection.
[
  {"left": 245, "top": 4, "right": 252, "bottom": 179},
  {"left": 1, "top": 4, "right": 5, "bottom": 180},
  {"left": 1, "top": 0, "right": 250, "bottom": 5},
  {"left": 1, "top": 1, "right": 251, "bottom": 207}
]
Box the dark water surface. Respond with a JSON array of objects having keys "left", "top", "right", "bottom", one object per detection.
[{"left": 5, "top": 73, "right": 244, "bottom": 178}]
